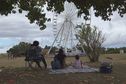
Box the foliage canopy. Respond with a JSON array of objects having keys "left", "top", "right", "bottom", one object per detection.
[{"left": 0, "top": 0, "right": 126, "bottom": 29}]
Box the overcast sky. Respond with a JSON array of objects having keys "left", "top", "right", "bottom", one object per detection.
[{"left": 0, "top": 3, "right": 126, "bottom": 53}]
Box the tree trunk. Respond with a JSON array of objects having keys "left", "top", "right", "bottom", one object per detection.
[{"left": 87, "top": 53, "right": 99, "bottom": 62}]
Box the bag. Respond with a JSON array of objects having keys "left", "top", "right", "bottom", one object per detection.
[{"left": 100, "top": 62, "right": 112, "bottom": 73}]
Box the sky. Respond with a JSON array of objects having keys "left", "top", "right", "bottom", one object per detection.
[{"left": 0, "top": 3, "right": 126, "bottom": 53}]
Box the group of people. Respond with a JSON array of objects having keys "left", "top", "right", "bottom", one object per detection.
[
  {"left": 25, "top": 40, "right": 84, "bottom": 70},
  {"left": 51, "top": 49, "right": 84, "bottom": 69}
]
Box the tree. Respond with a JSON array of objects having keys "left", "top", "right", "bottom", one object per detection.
[
  {"left": 7, "top": 42, "right": 31, "bottom": 57},
  {"left": 76, "top": 25, "right": 105, "bottom": 62},
  {"left": 0, "top": 0, "right": 48, "bottom": 30},
  {"left": 43, "top": 45, "right": 58, "bottom": 54},
  {"left": 0, "top": 0, "right": 126, "bottom": 30},
  {"left": 105, "top": 47, "right": 126, "bottom": 54},
  {"left": 105, "top": 48, "right": 119, "bottom": 54}
]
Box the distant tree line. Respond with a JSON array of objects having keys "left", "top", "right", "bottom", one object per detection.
[
  {"left": 44, "top": 45, "right": 58, "bottom": 54},
  {"left": 7, "top": 42, "right": 31, "bottom": 57},
  {"left": 6, "top": 41, "right": 126, "bottom": 59},
  {"left": 101, "top": 47, "right": 126, "bottom": 54},
  {"left": 6, "top": 42, "right": 58, "bottom": 57}
]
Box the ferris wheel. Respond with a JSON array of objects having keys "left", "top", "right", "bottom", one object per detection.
[{"left": 48, "top": 1, "right": 91, "bottom": 56}]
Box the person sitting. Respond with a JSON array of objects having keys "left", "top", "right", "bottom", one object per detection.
[
  {"left": 51, "top": 48, "right": 66, "bottom": 69},
  {"left": 55, "top": 48, "right": 66, "bottom": 69},
  {"left": 25, "top": 41, "right": 47, "bottom": 70},
  {"left": 72, "top": 55, "right": 83, "bottom": 69},
  {"left": 51, "top": 56, "right": 61, "bottom": 70}
]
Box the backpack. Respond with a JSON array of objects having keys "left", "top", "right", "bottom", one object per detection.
[{"left": 100, "top": 62, "right": 112, "bottom": 73}]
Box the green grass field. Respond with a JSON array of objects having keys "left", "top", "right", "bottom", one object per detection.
[{"left": 0, "top": 54, "right": 126, "bottom": 84}]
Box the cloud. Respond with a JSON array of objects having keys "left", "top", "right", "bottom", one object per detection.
[
  {"left": 0, "top": 46, "right": 4, "bottom": 49},
  {"left": 0, "top": 4, "right": 126, "bottom": 53},
  {"left": 0, "top": 12, "right": 54, "bottom": 38},
  {"left": 90, "top": 11, "right": 126, "bottom": 48},
  {"left": 0, "top": 12, "right": 56, "bottom": 53}
]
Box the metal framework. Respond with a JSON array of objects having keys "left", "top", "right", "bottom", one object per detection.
[{"left": 48, "top": 1, "right": 91, "bottom": 56}]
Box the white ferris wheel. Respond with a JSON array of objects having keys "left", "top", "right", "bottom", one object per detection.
[{"left": 48, "top": 1, "right": 91, "bottom": 56}]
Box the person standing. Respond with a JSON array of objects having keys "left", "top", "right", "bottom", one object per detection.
[
  {"left": 32, "top": 41, "right": 47, "bottom": 69},
  {"left": 25, "top": 41, "right": 47, "bottom": 70}
]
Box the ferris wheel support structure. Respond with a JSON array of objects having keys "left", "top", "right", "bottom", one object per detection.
[
  {"left": 47, "top": 21, "right": 65, "bottom": 54},
  {"left": 47, "top": 2, "right": 92, "bottom": 56}
]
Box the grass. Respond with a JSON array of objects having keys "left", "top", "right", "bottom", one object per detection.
[{"left": 0, "top": 54, "right": 126, "bottom": 84}]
